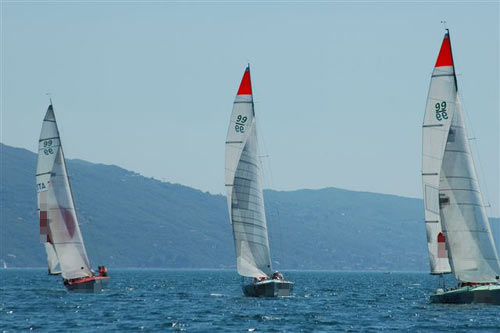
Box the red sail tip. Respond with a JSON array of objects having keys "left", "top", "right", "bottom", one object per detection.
[
  {"left": 237, "top": 68, "right": 252, "bottom": 95},
  {"left": 435, "top": 35, "right": 453, "bottom": 67}
]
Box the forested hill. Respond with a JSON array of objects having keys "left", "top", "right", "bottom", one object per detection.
[{"left": 1, "top": 143, "right": 498, "bottom": 271}]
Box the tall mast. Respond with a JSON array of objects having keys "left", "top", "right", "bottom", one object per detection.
[{"left": 445, "top": 29, "right": 459, "bottom": 91}]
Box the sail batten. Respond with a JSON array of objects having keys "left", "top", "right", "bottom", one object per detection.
[
  {"left": 225, "top": 67, "right": 273, "bottom": 278},
  {"left": 37, "top": 105, "right": 92, "bottom": 280}
]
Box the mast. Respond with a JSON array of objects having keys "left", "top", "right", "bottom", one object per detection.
[
  {"left": 445, "top": 29, "right": 459, "bottom": 91},
  {"left": 225, "top": 66, "right": 273, "bottom": 278}
]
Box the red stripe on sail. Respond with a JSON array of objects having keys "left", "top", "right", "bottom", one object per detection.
[
  {"left": 40, "top": 211, "right": 48, "bottom": 242},
  {"left": 437, "top": 232, "right": 447, "bottom": 258},
  {"left": 61, "top": 208, "right": 76, "bottom": 238},
  {"left": 435, "top": 36, "right": 453, "bottom": 67},
  {"left": 237, "top": 68, "right": 252, "bottom": 95}
]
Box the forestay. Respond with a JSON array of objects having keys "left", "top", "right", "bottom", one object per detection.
[
  {"left": 225, "top": 67, "right": 273, "bottom": 278},
  {"left": 422, "top": 31, "right": 455, "bottom": 275},
  {"left": 439, "top": 97, "right": 500, "bottom": 282},
  {"left": 36, "top": 105, "right": 92, "bottom": 280}
]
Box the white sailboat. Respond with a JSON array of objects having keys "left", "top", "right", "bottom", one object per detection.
[
  {"left": 37, "top": 102, "right": 109, "bottom": 291},
  {"left": 225, "top": 66, "right": 293, "bottom": 297},
  {"left": 422, "top": 30, "right": 500, "bottom": 304}
]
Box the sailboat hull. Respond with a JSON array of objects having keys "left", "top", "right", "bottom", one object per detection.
[
  {"left": 64, "top": 276, "right": 110, "bottom": 293},
  {"left": 430, "top": 285, "right": 500, "bottom": 305},
  {"left": 243, "top": 280, "right": 293, "bottom": 297}
]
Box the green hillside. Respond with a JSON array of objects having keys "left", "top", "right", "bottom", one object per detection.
[{"left": 1, "top": 143, "right": 497, "bottom": 271}]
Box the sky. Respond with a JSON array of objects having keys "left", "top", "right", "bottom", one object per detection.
[{"left": 1, "top": 1, "right": 499, "bottom": 216}]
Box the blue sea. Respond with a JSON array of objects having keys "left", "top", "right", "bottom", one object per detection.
[{"left": 1, "top": 270, "right": 499, "bottom": 332}]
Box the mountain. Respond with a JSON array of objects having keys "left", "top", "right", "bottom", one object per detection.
[{"left": 1, "top": 143, "right": 498, "bottom": 271}]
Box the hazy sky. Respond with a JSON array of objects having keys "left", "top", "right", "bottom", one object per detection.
[{"left": 2, "top": 1, "right": 499, "bottom": 216}]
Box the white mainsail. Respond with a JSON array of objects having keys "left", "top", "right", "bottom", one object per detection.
[
  {"left": 422, "top": 31, "right": 455, "bottom": 274},
  {"left": 36, "top": 104, "right": 92, "bottom": 280},
  {"left": 423, "top": 31, "right": 500, "bottom": 282},
  {"left": 225, "top": 66, "right": 273, "bottom": 278}
]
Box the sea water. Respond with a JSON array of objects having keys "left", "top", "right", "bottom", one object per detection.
[{"left": 1, "top": 270, "right": 499, "bottom": 332}]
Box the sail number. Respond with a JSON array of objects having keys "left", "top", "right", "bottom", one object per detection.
[
  {"left": 435, "top": 101, "right": 448, "bottom": 121},
  {"left": 235, "top": 115, "right": 248, "bottom": 133},
  {"left": 42, "top": 139, "right": 54, "bottom": 155}
]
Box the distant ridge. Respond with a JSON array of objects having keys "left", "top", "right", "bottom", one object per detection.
[{"left": 1, "top": 143, "right": 498, "bottom": 270}]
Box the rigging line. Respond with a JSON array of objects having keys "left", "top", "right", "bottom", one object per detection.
[
  {"left": 459, "top": 91, "right": 495, "bottom": 217},
  {"left": 255, "top": 115, "right": 285, "bottom": 270}
]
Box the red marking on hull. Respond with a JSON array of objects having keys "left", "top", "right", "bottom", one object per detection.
[
  {"left": 435, "top": 35, "right": 453, "bottom": 67},
  {"left": 65, "top": 275, "right": 110, "bottom": 292},
  {"left": 70, "top": 276, "right": 110, "bottom": 285},
  {"left": 237, "top": 67, "right": 252, "bottom": 95}
]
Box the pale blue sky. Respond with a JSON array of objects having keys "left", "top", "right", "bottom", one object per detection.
[{"left": 1, "top": 1, "right": 499, "bottom": 216}]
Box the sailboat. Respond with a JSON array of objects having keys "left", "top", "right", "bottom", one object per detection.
[
  {"left": 225, "top": 66, "right": 293, "bottom": 297},
  {"left": 422, "top": 30, "right": 500, "bottom": 304},
  {"left": 36, "top": 102, "right": 109, "bottom": 292}
]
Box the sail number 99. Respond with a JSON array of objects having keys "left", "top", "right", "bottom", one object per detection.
[
  {"left": 42, "top": 139, "right": 54, "bottom": 155},
  {"left": 235, "top": 115, "right": 248, "bottom": 133},
  {"left": 435, "top": 101, "right": 448, "bottom": 121}
]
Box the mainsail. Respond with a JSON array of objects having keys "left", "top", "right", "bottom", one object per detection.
[
  {"left": 36, "top": 104, "right": 92, "bottom": 280},
  {"left": 225, "top": 66, "right": 273, "bottom": 278},
  {"left": 422, "top": 31, "right": 455, "bottom": 274},
  {"left": 423, "top": 31, "right": 500, "bottom": 282}
]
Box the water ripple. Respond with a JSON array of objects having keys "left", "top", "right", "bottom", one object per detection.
[{"left": 1, "top": 270, "right": 499, "bottom": 331}]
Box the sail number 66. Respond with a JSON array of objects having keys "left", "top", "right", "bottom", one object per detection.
[{"left": 435, "top": 101, "right": 448, "bottom": 121}]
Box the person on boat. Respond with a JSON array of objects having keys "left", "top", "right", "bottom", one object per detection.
[
  {"left": 272, "top": 271, "right": 284, "bottom": 281},
  {"left": 254, "top": 276, "right": 267, "bottom": 283},
  {"left": 98, "top": 265, "right": 108, "bottom": 277}
]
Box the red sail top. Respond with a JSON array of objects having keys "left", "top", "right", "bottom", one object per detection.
[
  {"left": 237, "top": 67, "right": 252, "bottom": 95},
  {"left": 435, "top": 34, "right": 453, "bottom": 67}
]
